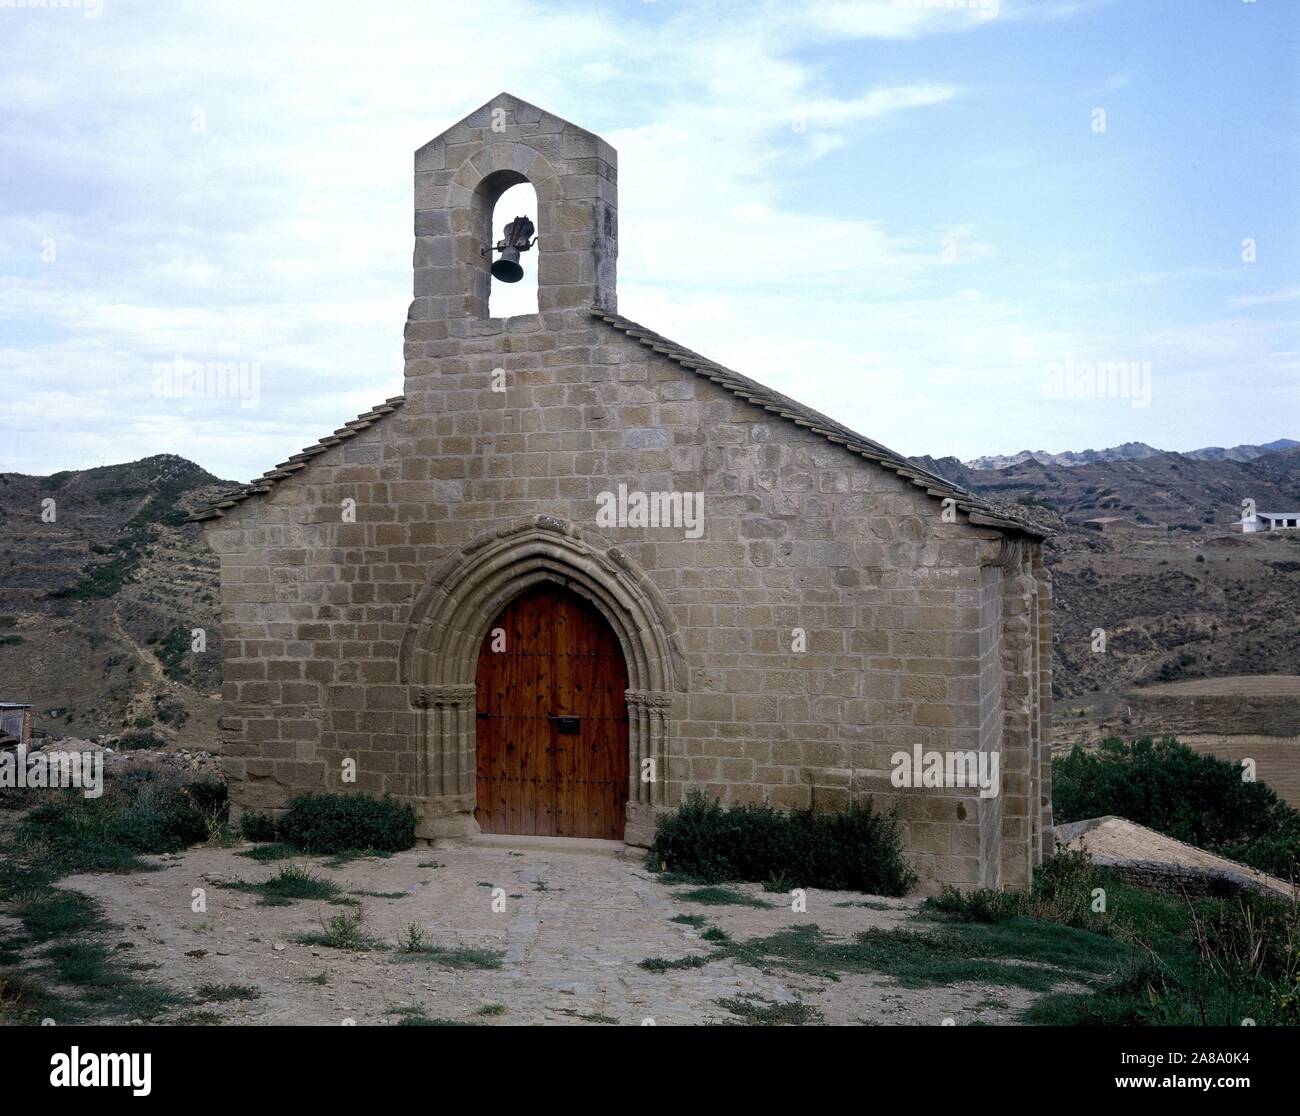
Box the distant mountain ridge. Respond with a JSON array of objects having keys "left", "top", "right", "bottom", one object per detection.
[{"left": 964, "top": 438, "right": 1299, "bottom": 472}]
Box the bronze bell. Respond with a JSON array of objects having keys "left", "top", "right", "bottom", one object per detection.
[
  {"left": 491, "top": 247, "right": 524, "bottom": 283},
  {"left": 483, "top": 215, "right": 536, "bottom": 283}
]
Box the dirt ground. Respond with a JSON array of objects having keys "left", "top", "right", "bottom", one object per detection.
[{"left": 52, "top": 840, "right": 1054, "bottom": 1026}]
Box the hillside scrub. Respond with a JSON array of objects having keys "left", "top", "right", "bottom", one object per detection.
[
  {"left": 1053, "top": 735, "right": 1300, "bottom": 879},
  {"left": 0, "top": 768, "right": 228, "bottom": 1023},
  {"left": 926, "top": 849, "right": 1300, "bottom": 1025}
]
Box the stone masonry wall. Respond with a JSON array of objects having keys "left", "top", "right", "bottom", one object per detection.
[
  {"left": 206, "top": 307, "right": 1045, "bottom": 888},
  {"left": 202, "top": 94, "right": 1049, "bottom": 890}
]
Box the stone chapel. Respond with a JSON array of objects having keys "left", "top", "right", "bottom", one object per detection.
[{"left": 197, "top": 93, "right": 1053, "bottom": 890}]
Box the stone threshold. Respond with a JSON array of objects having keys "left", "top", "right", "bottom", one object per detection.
[{"left": 440, "top": 832, "right": 634, "bottom": 858}]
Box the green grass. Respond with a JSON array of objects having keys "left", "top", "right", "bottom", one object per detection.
[
  {"left": 43, "top": 942, "right": 186, "bottom": 1019},
  {"left": 1, "top": 774, "right": 225, "bottom": 900},
  {"left": 0, "top": 937, "right": 24, "bottom": 966},
  {"left": 16, "top": 889, "right": 108, "bottom": 941},
  {"left": 215, "top": 864, "right": 343, "bottom": 906},
  {"left": 0, "top": 969, "right": 85, "bottom": 1025},
  {"left": 923, "top": 854, "right": 1300, "bottom": 1025},
  {"left": 147, "top": 627, "right": 192, "bottom": 683},
  {"left": 643, "top": 848, "right": 1300, "bottom": 1025},
  {"left": 237, "top": 842, "right": 298, "bottom": 862},
  {"left": 639, "top": 953, "right": 711, "bottom": 972},
  {"left": 477, "top": 1003, "right": 507, "bottom": 1016},
  {"left": 670, "top": 913, "right": 707, "bottom": 927},
  {"left": 715, "top": 995, "right": 821, "bottom": 1026},
  {"left": 293, "top": 909, "right": 376, "bottom": 952},
  {"left": 673, "top": 886, "right": 773, "bottom": 908},
  {"left": 394, "top": 945, "right": 504, "bottom": 970},
  {"left": 392, "top": 1004, "right": 465, "bottom": 1026}
]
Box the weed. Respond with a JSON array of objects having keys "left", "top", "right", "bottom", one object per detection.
[
  {"left": 195, "top": 982, "right": 260, "bottom": 1002},
  {"left": 639, "top": 954, "right": 710, "bottom": 972},
  {"left": 673, "top": 886, "right": 773, "bottom": 909},
  {"left": 294, "top": 908, "right": 374, "bottom": 952},
  {"left": 715, "top": 995, "right": 821, "bottom": 1026}
]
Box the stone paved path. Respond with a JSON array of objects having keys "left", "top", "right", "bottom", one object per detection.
[{"left": 57, "top": 840, "right": 1043, "bottom": 1025}]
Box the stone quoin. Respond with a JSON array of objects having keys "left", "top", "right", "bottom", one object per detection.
[{"left": 195, "top": 93, "right": 1053, "bottom": 889}]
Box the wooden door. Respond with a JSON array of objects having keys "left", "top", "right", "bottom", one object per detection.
[{"left": 474, "top": 583, "right": 630, "bottom": 839}]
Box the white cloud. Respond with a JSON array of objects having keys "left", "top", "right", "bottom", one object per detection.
[{"left": 0, "top": 0, "right": 1292, "bottom": 477}]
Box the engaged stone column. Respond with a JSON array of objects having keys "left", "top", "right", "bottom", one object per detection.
[
  {"left": 412, "top": 683, "right": 477, "bottom": 836},
  {"left": 624, "top": 688, "right": 674, "bottom": 845}
]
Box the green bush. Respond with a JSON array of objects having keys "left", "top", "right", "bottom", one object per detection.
[
  {"left": 1054, "top": 736, "right": 1300, "bottom": 879},
  {"left": 926, "top": 848, "right": 1108, "bottom": 931},
  {"left": 11, "top": 770, "right": 221, "bottom": 886},
  {"left": 931, "top": 850, "right": 1300, "bottom": 1025},
  {"left": 276, "top": 793, "right": 416, "bottom": 854},
  {"left": 240, "top": 810, "right": 277, "bottom": 843},
  {"left": 114, "top": 730, "right": 169, "bottom": 751},
  {"left": 648, "top": 790, "right": 916, "bottom": 896}
]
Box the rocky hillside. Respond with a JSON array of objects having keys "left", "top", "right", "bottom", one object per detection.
[
  {"left": 4, "top": 444, "right": 1300, "bottom": 742},
  {"left": 0, "top": 456, "right": 232, "bottom": 746},
  {"left": 916, "top": 446, "right": 1300, "bottom": 700}
]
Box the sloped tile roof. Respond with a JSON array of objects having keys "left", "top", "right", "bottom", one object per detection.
[
  {"left": 191, "top": 396, "right": 406, "bottom": 521},
  {"left": 194, "top": 311, "right": 1047, "bottom": 539}
]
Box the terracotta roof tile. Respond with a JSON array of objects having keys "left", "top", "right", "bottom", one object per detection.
[
  {"left": 590, "top": 308, "right": 1048, "bottom": 538},
  {"left": 193, "top": 312, "right": 1048, "bottom": 540},
  {"left": 190, "top": 395, "right": 405, "bottom": 521}
]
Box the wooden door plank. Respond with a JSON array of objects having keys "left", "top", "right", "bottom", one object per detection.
[{"left": 474, "top": 583, "right": 630, "bottom": 841}]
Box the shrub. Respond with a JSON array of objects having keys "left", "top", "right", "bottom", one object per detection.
[
  {"left": 1218, "top": 834, "right": 1300, "bottom": 881},
  {"left": 240, "top": 811, "right": 277, "bottom": 843},
  {"left": 19, "top": 771, "right": 221, "bottom": 869},
  {"left": 114, "top": 730, "right": 169, "bottom": 751},
  {"left": 297, "top": 908, "right": 372, "bottom": 951},
  {"left": 1053, "top": 736, "right": 1300, "bottom": 878},
  {"left": 276, "top": 793, "right": 416, "bottom": 854},
  {"left": 648, "top": 790, "right": 916, "bottom": 896},
  {"left": 926, "top": 848, "right": 1108, "bottom": 931}
]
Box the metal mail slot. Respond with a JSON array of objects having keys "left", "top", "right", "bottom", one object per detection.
[{"left": 549, "top": 715, "right": 580, "bottom": 734}]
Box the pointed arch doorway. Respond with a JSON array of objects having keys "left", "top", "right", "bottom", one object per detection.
[{"left": 474, "top": 583, "right": 630, "bottom": 839}]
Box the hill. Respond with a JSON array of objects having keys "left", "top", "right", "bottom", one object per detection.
[
  {"left": 964, "top": 438, "right": 1299, "bottom": 471},
  {"left": 0, "top": 456, "right": 231, "bottom": 745},
  {"left": 5, "top": 445, "right": 1300, "bottom": 746},
  {"left": 924, "top": 448, "right": 1300, "bottom": 703}
]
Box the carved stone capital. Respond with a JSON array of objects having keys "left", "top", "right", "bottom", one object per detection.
[
  {"left": 625, "top": 688, "right": 674, "bottom": 711},
  {"left": 412, "top": 683, "right": 477, "bottom": 709}
]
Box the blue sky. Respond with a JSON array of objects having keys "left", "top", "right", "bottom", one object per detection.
[{"left": 1, "top": 0, "right": 1296, "bottom": 481}]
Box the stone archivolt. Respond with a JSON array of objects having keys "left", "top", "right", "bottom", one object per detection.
[{"left": 400, "top": 516, "right": 683, "bottom": 835}]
